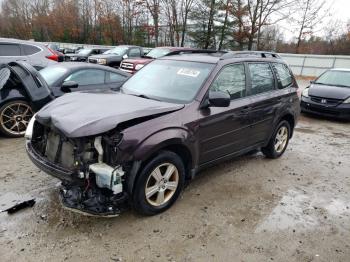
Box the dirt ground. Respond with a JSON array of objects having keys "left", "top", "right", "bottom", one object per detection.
[{"left": 0, "top": 79, "right": 349, "bottom": 262}]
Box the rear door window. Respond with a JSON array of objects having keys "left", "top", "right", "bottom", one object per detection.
[
  {"left": 272, "top": 63, "right": 293, "bottom": 89},
  {"left": 248, "top": 63, "right": 275, "bottom": 95},
  {"left": 64, "top": 69, "right": 106, "bottom": 85},
  {"left": 0, "top": 44, "right": 21, "bottom": 56},
  {"left": 129, "top": 48, "right": 141, "bottom": 57},
  {"left": 22, "top": 44, "right": 41, "bottom": 55},
  {"left": 210, "top": 63, "right": 246, "bottom": 100}
]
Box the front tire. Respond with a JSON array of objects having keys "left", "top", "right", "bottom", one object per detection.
[
  {"left": 262, "top": 120, "right": 291, "bottom": 159},
  {"left": 133, "top": 151, "right": 185, "bottom": 216},
  {"left": 0, "top": 100, "right": 33, "bottom": 137}
]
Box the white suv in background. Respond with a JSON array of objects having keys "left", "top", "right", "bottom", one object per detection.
[{"left": 0, "top": 38, "right": 58, "bottom": 70}]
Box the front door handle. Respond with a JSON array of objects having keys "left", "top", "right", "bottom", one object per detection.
[{"left": 240, "top": 106, "right": 250, "bottom": 113}]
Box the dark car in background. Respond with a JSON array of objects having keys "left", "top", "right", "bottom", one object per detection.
[
  {"left": 0, "top": 62, "right": 130, "bottom": 137},
  {"left": 88, "top": 45, "right": 143, "bottom": 68},
  {"left": 301, "top": 68, "right": 350, "bottom": 120},
  {"left": 120, "top": 47, "right": 210, "bottom": 74},
  {"left": 25, "top": 51, "right": 300, "bottom": 217},
  {"left": 65, "top": 48, "right": 110, "bottom": 62},
  {"left": 0, "top": 38, "right": 58, "bottom": 70}
]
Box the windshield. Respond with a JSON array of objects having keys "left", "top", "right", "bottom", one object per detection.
[
  {"left": 109, "top": 47, "right": 128, "bottom": 55},
  {"left": 122, "top": 60, "right": 214, "bottom": 103},
  {"left": 146, "top": 48, "right": 171, "bottom": 58},
  {"left": 40, "top": 66, "right": 68, "bottom": 86},
  {"left": 78, "top": 49, "right": 92, "bottom": 55},
  {"left": 315, "top": 70, "right": 350, "bottom": 87}
]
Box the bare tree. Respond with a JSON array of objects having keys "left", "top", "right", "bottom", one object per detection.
[
  {"left": 245, "top": 0, "right": 294, "bottom": 50},
  {"left": 218, "top": 0, "right": 231, "bottom": 50},
  {"left": 180, "top": 0, "right": 195, "bottom": 46},
  {"left": 144, "top": 0, "right": 161, "bottom": 46},
  {"left": 291, "top": 0, "right": 328, "bottom": 53}
]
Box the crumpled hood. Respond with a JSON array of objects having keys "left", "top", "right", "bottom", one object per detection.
[{"left": 36, "top": 91, "right": 184, "bottom": 138}]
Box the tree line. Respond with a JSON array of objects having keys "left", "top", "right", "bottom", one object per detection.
[{"left": 0, "top": 0, "right": 350, "bottom": 55}]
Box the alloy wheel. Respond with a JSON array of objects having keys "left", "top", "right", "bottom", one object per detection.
[
  {"left": 0, "top": 102, "right": 33, "bottom": 136},
  {"left": 145, "top": 163, "right": 179, "bottom": 207},
  {"left": 274, "top": 126, "right": 288, "bottom": 153}
]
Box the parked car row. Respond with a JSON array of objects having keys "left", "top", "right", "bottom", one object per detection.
[
  {"left": 0, "top": 61, "right": 130, "bottom": 137},
  {"left": 0, "top": 38, "right": 59, "bottom": 69}
]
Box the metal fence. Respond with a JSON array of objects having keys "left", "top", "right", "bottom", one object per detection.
[
  {"left": 279, "top": 53, "right": 350, "bottom": 77},
  {"left": 45, "top": 42, "right": 350, "bottom": 78}
]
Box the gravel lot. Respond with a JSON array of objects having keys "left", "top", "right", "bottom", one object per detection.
[{"left": 0, "top": 79, "right": 349, "bottom": 262}]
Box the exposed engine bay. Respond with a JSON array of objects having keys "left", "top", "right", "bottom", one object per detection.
[{"left": 30, "top": 121, "right": 129, "bottom": 216}]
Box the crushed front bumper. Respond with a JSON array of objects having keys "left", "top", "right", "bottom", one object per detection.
[
  {"left": 26, "top": 140, "right": 129, "bottom": 216},
  {"left": 59, "top": 184, "right": 128, "bottom": 217}
]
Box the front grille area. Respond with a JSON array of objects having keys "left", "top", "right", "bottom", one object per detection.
[
  {"left": 310, "top": 95, "right": 343, "bottom": 106},
  {"left": 45, "top": 131, "right": 75, "bottom": 169},
  {"left": 32, "top": 122, "right": 95, "bottom": 171},
  {"left": 120, "top": 62, "right": 134, "bottom": 70}
]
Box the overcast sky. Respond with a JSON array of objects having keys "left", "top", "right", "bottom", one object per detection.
[
  {"left": 333, "top": 0, "right": 350, "bottom": 21},
  {"left": 279, "top": 0, "right": 350, "bottom": 40}
]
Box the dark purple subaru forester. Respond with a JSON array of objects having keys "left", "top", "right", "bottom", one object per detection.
[{"left": 25, "top": 51, "right": 300, "bottom": 216}]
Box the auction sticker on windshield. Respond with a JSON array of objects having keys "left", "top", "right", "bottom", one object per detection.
[{"left": 177, "top": 68, "right": 201, "bottom": 77}]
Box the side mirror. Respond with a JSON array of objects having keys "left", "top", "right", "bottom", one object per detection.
[
  {"left": 61, "top": 81, "right": 78, "bottom": 93},
  {"left": 208, "top": 91, "right": 230, "bottom": 107},
  {"left": 122, "top": 54, "right": 128, "bottom": 59},
  {"left": 310, "top": 80, "right": 315, "bottom": 84}
]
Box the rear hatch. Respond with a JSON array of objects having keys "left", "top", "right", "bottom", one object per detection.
[{"left": 0, "top": 61, "right": 54, "bottom": 110}]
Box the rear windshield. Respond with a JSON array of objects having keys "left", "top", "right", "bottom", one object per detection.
[
  {"left": 122, "top": 60, "right": 214, "bottom": 103},
  {"left": 316, "top": 70, "right": 350, "bottom": 88},
  {"left": 40, "top": 66, "right": 68, "bottom": 86},
  {"left": 77, "top": 49, "right": 92, "bottom": 55},
  {"left": 146, "top": 48, "right": 171, "bottom": 58},
  {"left": 109, "top": 47, "right": 128, "bottom": 56}
]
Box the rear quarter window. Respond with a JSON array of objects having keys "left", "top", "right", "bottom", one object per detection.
[
  {"left": 0, "top": 44, "right": 21, "bottom": 56},
  {"left": 22, "top": 44, "right": 41, "bottom": 55},
  {"left": 272, "top": 63, "right": 293, "bottom": 89}
]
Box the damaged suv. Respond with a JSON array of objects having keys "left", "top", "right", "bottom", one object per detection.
[{"left": 25, "top": 52, "right": 300, "bottom": 216}]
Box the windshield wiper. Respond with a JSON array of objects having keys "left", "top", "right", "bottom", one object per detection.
[{"left": 128, "top": 93, "right": 160, "bottom": 101}]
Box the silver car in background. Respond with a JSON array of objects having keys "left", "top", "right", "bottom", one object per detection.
[{"left": 0, "top": 38, "right": 58, "bottom": 70}]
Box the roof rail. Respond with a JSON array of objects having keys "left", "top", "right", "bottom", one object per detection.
[
  {"left": 178, "top": 50, "right": 227, "bottom": 56},
  {"left": 220, "top": 51, "right": 281, "bottom": 60}
]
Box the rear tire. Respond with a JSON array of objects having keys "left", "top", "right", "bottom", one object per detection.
[
  {"left": 262, "top": 120, "right": 291, "bottom": 159},
  {"left": 132, "top": 151, "right": 185, "bottom": 216},
  {"left": 0, "top": 100, "right": 33, "bottom": 138}
]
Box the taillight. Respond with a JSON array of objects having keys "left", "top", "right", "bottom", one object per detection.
[{"left": 46, "top": 48, "right": 59, "bottom": 62}]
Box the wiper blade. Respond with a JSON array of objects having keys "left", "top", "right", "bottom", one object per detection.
[
  {"left": 129, "top": 93, "right": 159, "bottom": 101},
  {"left": 136, "top": 94, "right": 151, "bottom": 99}
]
